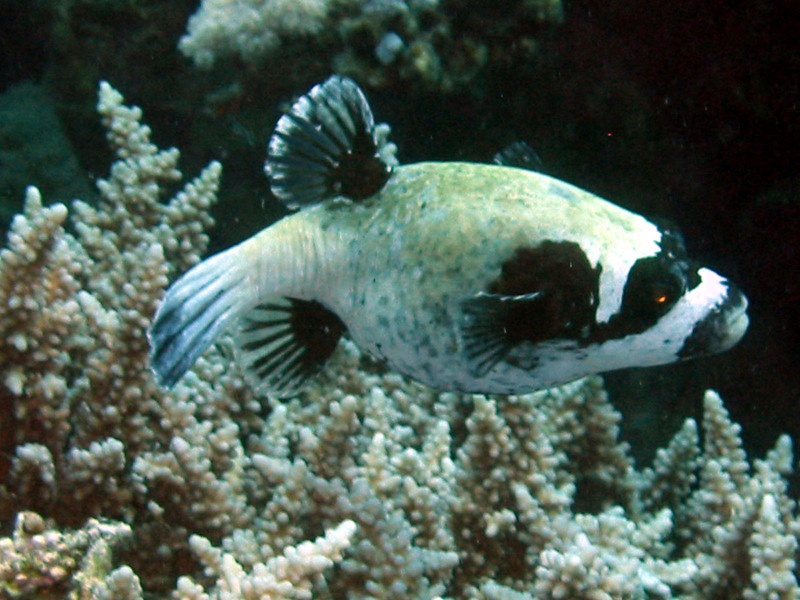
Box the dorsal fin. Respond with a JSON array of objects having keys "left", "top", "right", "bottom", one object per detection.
[
  {"left": 234, "top": 297, "right": 346, "bottom": 398},
  {"left": 265, "top": 75, "right": 396, "bottom": 210},
  {"left": 493, "top": 141, "right": 545, "bottom": 173}
]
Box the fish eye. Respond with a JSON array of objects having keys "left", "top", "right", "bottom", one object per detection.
[
  {"left": 650, "top": 278, "right": 681, "bottom": 307},
  {"left": 620, "top": 256, "right": 687, "bottom": 327}
]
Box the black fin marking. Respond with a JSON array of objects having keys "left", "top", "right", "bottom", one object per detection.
[
  {"left": 493, "top": 142, "right": 545, "bottom": 173},
  {"left": 265, "top": 75, "right": 394, "bottom": 209},
  {"left": 149, "top": 249, "right": 247, "bottom": 388},
  {"left": 462, "top": 292, "right": 544, "bottom": 376},
  {"left": 234, "top": 297, "right": 346, "bottom": 398}
]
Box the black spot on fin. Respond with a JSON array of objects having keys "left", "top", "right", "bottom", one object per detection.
[
  {"left": 492, "top": 141, "right": 545, "bottom": 173},
  {"left": 234, "top": 297, "right": 346, "bottom": 398},
  {"left": 265, "top": 75, "right": 396, "bottom": 209},
  {"left": 462, "top": 291, "right": 545, "bottom": 376}
]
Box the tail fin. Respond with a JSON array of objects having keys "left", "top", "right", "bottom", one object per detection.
[{"left": 149, "top": 246, "right": 250, "bottom": 387}]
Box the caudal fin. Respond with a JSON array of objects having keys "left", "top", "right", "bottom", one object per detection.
[{"left": 148, "top": 247, "right": 249, "bottom": 387}]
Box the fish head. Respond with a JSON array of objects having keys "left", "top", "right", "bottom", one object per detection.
[
  {"left": 464, "top": 216, "right": 749, "bottom": 387},
  {"left": 570, "top": 225, "right": 749, "bottom": 374}
]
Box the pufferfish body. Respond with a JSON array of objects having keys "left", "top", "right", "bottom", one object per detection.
[{"left": 149, "top": 76, "right": 748, "bottom": 397}]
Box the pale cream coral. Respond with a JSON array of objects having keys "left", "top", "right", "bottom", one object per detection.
[
  {"left": 178, "top": 520, "right": 356, "bottom": 600},
  {"left": 0, "top": 80, "right": 222, "bottom": 540},
  {"left": 179, "top": 0, "right": 328, "bottom": 68}
]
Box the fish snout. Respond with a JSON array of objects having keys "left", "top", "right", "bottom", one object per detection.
[{"left": 679, "top": 281, "right": 749, "bottom": 358}]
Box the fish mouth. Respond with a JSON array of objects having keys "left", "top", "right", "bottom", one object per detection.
[
  {"left": 679, "top": 283, "right": 749, "bottom": 358},
  {"left": 721, "top": 297, "right": 749, "bottom": 351}
]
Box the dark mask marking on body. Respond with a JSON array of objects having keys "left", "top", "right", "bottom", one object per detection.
[{"left": 462, "top": 240, "right": 601, "bottom": 375}]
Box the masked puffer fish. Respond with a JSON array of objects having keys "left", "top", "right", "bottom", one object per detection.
[{"left": 149, "top": 75, "right": 749, "bottom": 397}]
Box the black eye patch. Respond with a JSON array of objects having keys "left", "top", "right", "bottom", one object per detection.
[
  {"left": 618, "top": 256, "right": 687, "bottom": 328},
  {"left": 590, "top": 248, "right": 700, "bottom": 344},
  {"left": 584, "top": 219, "right": 703, "bottom": 345}
]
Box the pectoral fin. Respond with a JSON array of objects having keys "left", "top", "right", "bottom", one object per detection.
[
  {"left": 234, "top": 297, "right": 346, "bottom": 398},
  {"left": 461, "top": 291, "right": 545, "bottom": 376}
]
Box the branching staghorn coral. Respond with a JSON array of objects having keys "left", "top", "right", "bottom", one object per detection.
[
  {"left": 0, "top": 82, "right": 798, "bottom": 599},
  {"left": 0, "top": 81, "right": 226, "bottom": 595},
  {"left": 0, "top": 80, "right": 221, "bottom": 527}
]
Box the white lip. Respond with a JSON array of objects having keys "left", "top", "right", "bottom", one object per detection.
[
  {"left": 720, "top": 309, "right": 749, "bottom": 351},
  {"left": 726, "top": 312, "right": 750, "bottom": 350},
  {"left": 714, "top": 287, "right": 749, "bottom": 351}
]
